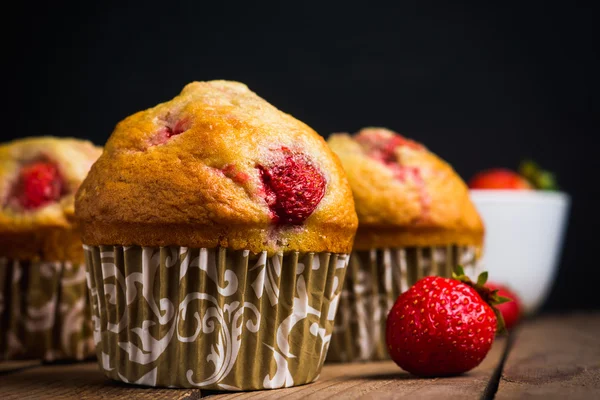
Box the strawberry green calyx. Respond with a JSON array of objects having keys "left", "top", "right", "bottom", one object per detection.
[
  {"left": 451, "top": 266, "right": 511, "bottom": 334},
  {"left": 519, "top": 159, "right": 558, "bottom": 191}
]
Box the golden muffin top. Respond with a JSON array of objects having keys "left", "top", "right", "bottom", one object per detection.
[
  {"left": 328, "top": 127, "right": 483, "bottom": 250},
  {"left": 0, "top": 136, "right": 102, "bottom": 233},
  {"left": 75, "top": 80, "right": 358, "bottom": 254}
]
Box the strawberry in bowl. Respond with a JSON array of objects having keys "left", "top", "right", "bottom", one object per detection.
[
  {"left": 468, "top": 160, "right": 569, "bottom": 314},
  {"left": 468, "top": 169, "right": 532, "bottom": 190},
  {"left": 468, "top": 160, "right": 558, "bottom": 191}
]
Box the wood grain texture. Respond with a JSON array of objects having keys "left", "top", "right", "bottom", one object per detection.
[
  {"left": 203, "top": 338, "right": 508, "bottom": 399},
  {"left": 0, "top": 339, "right": 507, "bottom": 400},
  {"left": 6, "top": 313, "right": 597, "bottom": 400},
  {"left": 0, "top": 360, "right": 41, "bottom": 374},
  {"left": 0, "top": 362, "right": 202, "bottom": 400},
  {"left": 496, "top": 313, "right": 600, "bottom": 400}
]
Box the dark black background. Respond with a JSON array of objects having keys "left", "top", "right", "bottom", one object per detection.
[{"left": 5, "top": 2, "right": 597, "bottom": 310}]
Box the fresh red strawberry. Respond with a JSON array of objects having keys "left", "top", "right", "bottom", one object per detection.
[
  {"left": 18, "top": 162, "right": 64, "bottom": 210},
  {"left": 468, "top": 168, "right": 533, "bottom": 190},
  {"left": 257, "top": 148, "right": 326, "bottom": 225},
  {"left": 386, "top": 268, "right": 509, "bottom": 377},
  {"left": 485, "top": 282, "right": 522, "bottom": 330}
]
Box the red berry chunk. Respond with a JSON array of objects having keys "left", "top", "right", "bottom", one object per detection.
[
  {"left": 355, "top": 128, "right": 424, "bottom": 165},
  {"left": 150, "top": 117, "right": 190, "bottom": 146},
  {"left": 18, "top": 162, "right": 64, "bottom": 210},
  {"left": 222, "top": 164, "right": 251, "bottom": 184},
  {"left": 257, "top": 148, "right": 326, "bottom": 225},
  {"left": 356, "top": 129, "right": 430, "bottom": 218}
]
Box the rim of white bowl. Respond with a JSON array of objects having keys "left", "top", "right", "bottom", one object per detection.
[{"left": 469, "top": 189, "right": 571, "bottom": 205}]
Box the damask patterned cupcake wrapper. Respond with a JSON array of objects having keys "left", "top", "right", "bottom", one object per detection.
[
  {"left": 0, "top": 257, "right": 95, "bottom": 361},
  {"left": 327, "top": 245, "right": 480, "bottom": 363},
  {"left": 84, "top": 245, "right": 349, "bottom": 390}
]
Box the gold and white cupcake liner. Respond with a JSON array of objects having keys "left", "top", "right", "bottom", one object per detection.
[
  {"left": 0, "top": 257, "right": 95, "bottom": 361},
  {"left": 326, "top": 245, "right": 480, "bottom": 363},
  {"left": 84, "top": 245, "right": 349, "bottom": 390}
]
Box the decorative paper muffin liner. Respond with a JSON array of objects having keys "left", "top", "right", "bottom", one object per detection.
[
  {"left": 0, "top": 257, "right": 95, "bottom": 361},
  {"left": 84, "top": 245, "right": 349, "bottom": 390},
  {"left": 327, "top": 245, "right": 480, "bottom": 363}
]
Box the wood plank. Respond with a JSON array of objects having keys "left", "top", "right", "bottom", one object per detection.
[
  {"left": 204, "top": 337, "right": 508, "bottom": 399},
  {"left": 496, "top": 313, "right": 600, "bottom": 400},
  {"left": 0, "top": 362, "right": 203, "bottom": 400},
  {"left": 0, "top": 337, "right": 508, "bottom": 400},
  {"left": 0, "top": 360, "right": 41, "bottom": 374},
  {"left": 2, "top": 314, "right": 597, "bottom": 399}
]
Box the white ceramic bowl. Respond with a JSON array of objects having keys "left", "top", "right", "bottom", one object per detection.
[{"left": 469, "top": 190, "right": 570, "bottom": 314}]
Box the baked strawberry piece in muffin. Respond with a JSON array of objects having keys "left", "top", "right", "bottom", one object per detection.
[
  {"left": 0, "top": 137, "right": 102, "bottom": 361},
  {"left": 75, "top": 81, "right": 358, "bottom": 389},
  {"left": 327, "top": 127, "right": 484, "bottom": 362},
  {"left": 15, "top": 161, "right": 65, "bottom": 209},
  {"left": 257, "top": 147, "right": 326, "bottom": 224}
]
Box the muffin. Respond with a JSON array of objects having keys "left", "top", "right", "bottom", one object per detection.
[
  {"left": 326, "top": 127, "right": 484, "bottom": 362},
  {"left": 75, "top": 80, "right": 358, "bottom": 389},
  {"left": 0, "top": 137, "right": 102, "bottom": 361}
]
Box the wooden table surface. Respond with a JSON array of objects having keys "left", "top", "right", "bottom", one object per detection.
[{"left": 1, "top": 313, "right": 598, "bottom": 399}]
